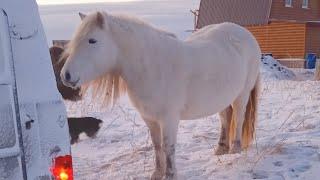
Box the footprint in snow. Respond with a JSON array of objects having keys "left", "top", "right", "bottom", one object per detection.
[
  {"left": 273, "top": 161, "right": 283, "bottom": 167},
  {"left": 288, "top": 163, "right": 311, "bottom": 178},
  {"left": 251, "top": 170, "right": 269, "bottom": 179}
]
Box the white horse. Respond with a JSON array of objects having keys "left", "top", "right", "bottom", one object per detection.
[{"left": 61, "top": 11, "right": 260, "bottom": 179}]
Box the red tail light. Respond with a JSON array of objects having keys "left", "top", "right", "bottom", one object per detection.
[{"left": 51, "top": 155, "right": 73, "bottom": 180}]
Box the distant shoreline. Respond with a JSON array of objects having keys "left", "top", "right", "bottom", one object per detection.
[
  {"left": 37, "top": 0, "right": 187, "bottom": 7},
  {"left": 38, "top": 1, "right": 139, "bottom": 7}
]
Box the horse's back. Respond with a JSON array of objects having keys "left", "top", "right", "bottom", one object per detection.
[
  {"left": 187, "top": 23, "right": 259, "bottom": 53},
  {"left": 187, "top": 22, "right": 260, "bottom": 80},
  {"left": 180, "top": 23, "right": 260, "bottom": 119}
]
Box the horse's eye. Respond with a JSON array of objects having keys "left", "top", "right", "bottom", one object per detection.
[{"left": 89, "top": 38, "right": 97, "bottom": 44}]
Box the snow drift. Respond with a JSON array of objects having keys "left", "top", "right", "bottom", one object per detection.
[{"left": 260, "top": 55, "right": 296, "bottom": 80}]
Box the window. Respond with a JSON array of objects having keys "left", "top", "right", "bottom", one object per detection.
[
  {"left": 285, "top": 0, "right": 292, "bottom": 7},
  {"left": 302, "top": 0, "right": 309, "bottom": 8}
]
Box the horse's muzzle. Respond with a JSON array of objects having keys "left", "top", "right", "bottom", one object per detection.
[{"left": 62, "top": 76, "right": 80, "bottom": 89}]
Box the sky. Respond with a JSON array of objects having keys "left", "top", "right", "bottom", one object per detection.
[{"left": 36, "top": 0, "right": 137, "bottom": 5}]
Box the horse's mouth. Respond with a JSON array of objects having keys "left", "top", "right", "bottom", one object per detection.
[{"left": 65, "top": 78, "right": 80, "bottom": 89}]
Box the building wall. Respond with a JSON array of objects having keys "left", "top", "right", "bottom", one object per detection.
[
  {"left": 246, "top": 21, "right": 306, "bottom": 58},
  {"left": 270, "top": 0, "right": 320, "bottom": 22},
  {"left": 278, "top": 59, "right": 306, "bottom": 68},
  {"left": 306, "top": 23, "right": 320, "bottom": 57}
]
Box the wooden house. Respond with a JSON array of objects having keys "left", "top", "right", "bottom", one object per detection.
[{"left": 196, "top": 0, "right": 320, "bottom": 60}]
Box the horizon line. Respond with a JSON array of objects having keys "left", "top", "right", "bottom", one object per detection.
[{"left": 37, "top": 0, "right": 139, "bottom": 6}]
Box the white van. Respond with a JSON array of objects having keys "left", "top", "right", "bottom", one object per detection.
[{"left": 0, "top": 0, "right": 72, "bottom": 179}]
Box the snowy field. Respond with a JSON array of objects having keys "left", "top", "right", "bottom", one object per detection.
[
  {"left": 66, "top": 64, "right": 320, "bottom": 180},
  {"left": 39, "top": 1, "right": 320, "bottom": 179},
  {"left": 39, "top": 0, "right": 199, "bottom": 44}
]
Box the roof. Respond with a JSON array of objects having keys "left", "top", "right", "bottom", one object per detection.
[{"left": 196, "top": 0, "right": 272, "bottom": 28}]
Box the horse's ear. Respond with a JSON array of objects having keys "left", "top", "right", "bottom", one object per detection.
[
  {"left": 79, "top": 12, "right": 86, "bottom": 20},
  {"left": 96, "top": 12, "right": 105, "bottom": 29}
]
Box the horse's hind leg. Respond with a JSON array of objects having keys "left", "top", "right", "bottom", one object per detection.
[
  {"left": 215, "top": 105, "right": 232, "bottom": 155},
  {"left": 144, "top": 119, "right": 165, "bottom": 180},
  {"left": 229, "top": 93, "right": 250, "bottom": 154},
  {"left": 160, "top": 116, "right": 179, "bottom": 180}
]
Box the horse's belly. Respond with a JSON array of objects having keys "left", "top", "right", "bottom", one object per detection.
[
  {"left": 180, "top": 95, "right": 239, "bottom": 120},
  {"left": 180, "top": 79, "right": 243, "bottom": 120},
  {"left": 180, "top": 105, "right": 221, "bottom": 120},
  {"left": 181, "top": 96, "right": 236, "bottom": 120}
]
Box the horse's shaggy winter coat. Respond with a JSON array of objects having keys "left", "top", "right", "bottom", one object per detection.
[{"left": 61, "top": 12, "right": 261, "bottom": 179}]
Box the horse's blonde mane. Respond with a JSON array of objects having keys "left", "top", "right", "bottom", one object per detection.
[
  {"left": 81, "top": 72, "right": 127, "bottom": 107},
  {"left": 108, "top": 13, "right": 177, "bottom": 38}
]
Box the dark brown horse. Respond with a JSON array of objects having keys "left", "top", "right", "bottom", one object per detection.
[{"left": 50, "top": 46, "right": 82, "bottom": 101}]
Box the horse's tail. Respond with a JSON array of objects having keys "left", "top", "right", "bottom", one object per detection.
[{"left": 241, "top": 75, "right": 260, "bottom": 149}]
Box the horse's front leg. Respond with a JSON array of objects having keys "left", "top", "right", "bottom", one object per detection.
[
  {"left": 144, "top": 119, "right": 165, "bottom": 180},
  {"left": 160, "top": 116, "right": 179, "bottom": 180}
]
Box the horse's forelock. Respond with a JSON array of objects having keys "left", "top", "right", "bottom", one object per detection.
[
  {"left": 96, "top": 12, "right": 105, "bottom": 29},
  {"left": 66, "top": 12, "right": 107, "bottom": 59}
]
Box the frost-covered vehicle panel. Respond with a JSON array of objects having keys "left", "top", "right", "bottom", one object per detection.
[
  {"left": 0, "top": 0, "right": 72, "bottom": 179},
  {"left": 0, "top": 10, "right": 23, "bottom": 180},
  {"left": 0, "top": 15, "right": 15, "bottom": 150}
]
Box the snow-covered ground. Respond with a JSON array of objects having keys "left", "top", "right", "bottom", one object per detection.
[
  {"left": 66, "top": 66, "right": 320, "bottom": 180},
  {"left": 39, "top": 1, "right": 320, "bottom": 179}
]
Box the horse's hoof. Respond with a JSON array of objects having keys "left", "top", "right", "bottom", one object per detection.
[
  {"left": 162, "top": 172, "right": 177, "bottom": 180},
  {"left": 215, "top": 144, "right": 229, "bottom": 155},
  {"left": 229, "top": 147, "right": 241, "bottom": 154},
  {"left": 229, "top": 140, "right": 241, "bottom": 154},
  {"left": 151, "top": 171, "right": 164, "bottom": 180}
]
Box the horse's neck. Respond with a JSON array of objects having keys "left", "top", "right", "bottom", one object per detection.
[
  {"left": 109, "top": 14, "right": 178, "bottom": 52},
  {"left": 110, "top": 15, "right": 182, "bottom": 89}
]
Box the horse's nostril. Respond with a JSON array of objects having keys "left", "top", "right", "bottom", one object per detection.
[{"left": 65, "top": 71, "right": 71, "bottom": 81}]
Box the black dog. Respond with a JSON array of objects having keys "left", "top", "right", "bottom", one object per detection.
[{"left": 67, "top": 117, "right": 103, "bottom": 144}]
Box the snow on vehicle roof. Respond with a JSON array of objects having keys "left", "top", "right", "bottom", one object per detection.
[{"left": 1, "top": 0, "right": 61, "bottom": 103}]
